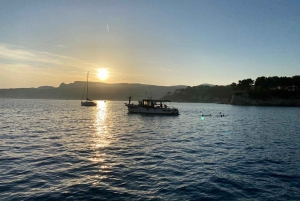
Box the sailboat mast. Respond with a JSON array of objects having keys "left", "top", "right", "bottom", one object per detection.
[
  {"left": 81, "top": 71, "right": 96, "bottom": 106},
  {"left": 87, "top": 71, "right": 89, "bottom": 100},
  {"left": 81, "top": 81, "right": 86, "bottom": 101}
]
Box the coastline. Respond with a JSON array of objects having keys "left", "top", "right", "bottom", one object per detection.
[{"left": 231, "top": 93, "right": 300, "bottom": 107}]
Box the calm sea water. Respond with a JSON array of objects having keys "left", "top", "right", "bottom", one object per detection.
[{"left": 0, "top": 99, "right": 299, "bottom": 201}]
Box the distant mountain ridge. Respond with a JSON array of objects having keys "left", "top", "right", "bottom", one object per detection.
[
  {"left": 0, "top": 81, "right": 187, "bottom": 100},
  {"left": 198, "top": 83, "right": 214, "bottom": 87}
]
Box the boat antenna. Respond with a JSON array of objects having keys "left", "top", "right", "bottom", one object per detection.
[{"left": 128, "top": 95, "right": 132, "bottom": 104}]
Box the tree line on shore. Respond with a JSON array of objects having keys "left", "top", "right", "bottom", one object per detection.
[
  {"left": 161, "top": 85, "right": 233, "bottom": 103},
  {"left": 230, "top": 76, "right": 300, "bottom": 92},
  {"left": 161, "top": 75, "right": 300, "bottom": 102},
  {"left": 230, "top": 76, "right": 300, "bottom": 99}
]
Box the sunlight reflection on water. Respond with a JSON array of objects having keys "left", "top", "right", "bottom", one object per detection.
[
  {"left": 94, "top": 101, "right": 110, "bottom": 148},
  {"left": 90, "top": 101, "right": 110, "bottom": 163}
]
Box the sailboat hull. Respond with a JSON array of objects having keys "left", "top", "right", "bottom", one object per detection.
[{"left": 81, "top": 101, "right": 97, "bottom": 106}]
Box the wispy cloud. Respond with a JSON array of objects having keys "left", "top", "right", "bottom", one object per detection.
[
  {"left": 57, "top": 44, "right": 68, "bottom": 48},
  {"left": 0, "top": 44, "right": 54, "bottom": 64},
  {"left": 0, "top": 43, "right": 96, "bottom": 70},
  {"left": 107, "top": 24, "right": 109, "bottom": 33}
]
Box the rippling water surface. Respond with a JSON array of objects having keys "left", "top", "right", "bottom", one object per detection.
[{"left": 0, "top": 99, "right": 299, "bottom": 200}]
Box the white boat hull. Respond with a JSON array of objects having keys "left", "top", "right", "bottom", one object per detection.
[{"left": 125, "top": 104, "right": 179, "bottom": 115}]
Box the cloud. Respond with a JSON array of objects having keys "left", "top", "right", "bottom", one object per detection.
[
  {"left": 0, "top": 44, "right": 50, "bottom": 63},
  {"left": 57, "top": 44, "right": 68, "bottom": 48},
  {"left": 0, "top": 43, "right": 96, "bottom": 70}
]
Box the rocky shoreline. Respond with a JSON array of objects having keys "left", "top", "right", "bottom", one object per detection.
[{"left": 231, "top": 93, "right": 300, "bottom": 107}]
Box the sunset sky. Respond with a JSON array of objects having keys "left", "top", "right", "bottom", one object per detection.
[{"left": 1, "top": 0, "right": 300, "bottom": 88}]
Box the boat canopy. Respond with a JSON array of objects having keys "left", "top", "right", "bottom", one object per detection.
[
  {"left": 139, "top": 99, "right": 172, "bottom": 108},
  {"left": 142, "top": 99, "right": 171, "bottom": 102}
]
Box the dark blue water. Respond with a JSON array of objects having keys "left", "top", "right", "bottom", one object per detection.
[{"left": 0, "top": 99, "right": 299, "bottom": 200}]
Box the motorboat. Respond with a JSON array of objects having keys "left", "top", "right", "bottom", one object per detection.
[{"left": 125, "top": 96, "right": 179, "bottom": 115}]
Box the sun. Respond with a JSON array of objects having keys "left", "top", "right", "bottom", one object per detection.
[{"left": 97, "top": 68, "right": 109, "bottom": 81}]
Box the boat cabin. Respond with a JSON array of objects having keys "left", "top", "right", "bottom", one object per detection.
[
  {"left": 138, "top": 99, "right": 171, "bottom": 108},
  {"left": 125, "top": 97, "right": 179, "bottom": 115}
]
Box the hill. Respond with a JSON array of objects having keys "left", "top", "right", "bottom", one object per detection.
[
  {"left": 0, "top": 82, "right": 186, "bottom": 100},
  {"left": 160, "top": 75, "right": 300, "bottom": 106},
  {"left": 160, "top": 85, "right": 233, "bottom": 103}
]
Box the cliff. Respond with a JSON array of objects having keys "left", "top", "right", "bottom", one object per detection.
[{"left": 231, "top": 93, "right": 300, "bottom": 107}]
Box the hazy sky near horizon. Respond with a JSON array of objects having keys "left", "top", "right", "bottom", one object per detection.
[{"left": 0, "top": 0, "right": 300, "bottom": 88}]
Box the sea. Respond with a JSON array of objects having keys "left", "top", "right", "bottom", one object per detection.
[{"left": 0, "top": 99, "right": 299, "bottom": 201}]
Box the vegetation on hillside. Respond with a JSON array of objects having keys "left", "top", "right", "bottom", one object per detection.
[
  {"left": 161, "top": 85, "right": 233, "bottom": 103},
  {"left": 231, "top": 76, "right": 300, "bottom": 99},
  {"left": 161, "top": 75, "right": 300, "bottom": 102}
]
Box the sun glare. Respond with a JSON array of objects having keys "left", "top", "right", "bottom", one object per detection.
[{"left": 97, "top": 68, "right": 109, "bottom": 81}]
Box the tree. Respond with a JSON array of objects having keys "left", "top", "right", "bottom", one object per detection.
[
  {"left": 237, "top": 78, "right": 254, "bottom": 91},
  {"left": 255, "top": 76, "right": 267, "bottom": 90},
  {"left": 292, "top": 76, "right": 300, "bottom": 92},
  {"left": 230, "top": 82, "right": 237, "bottom": 91}
]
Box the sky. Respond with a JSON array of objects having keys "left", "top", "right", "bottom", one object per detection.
[{"left": 0, "top": 0, "right": 300, "bottom": 88}]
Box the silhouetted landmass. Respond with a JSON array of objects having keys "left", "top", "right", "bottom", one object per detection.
[
  {"left": 230, "top": 76, "right": 300, "bottom": 106},
  {"left": 2, "top": 75, "right": 299, "bottom": 106},
  {"left": 230, "top": 76, "right": 300, "bottom": 99},
  {"left": 37, "top": 86, "right": 56, "bottom": 89},
  {"left": 160, "top": 84, "right": 233, "bottom": 103},
  {"left": 160, "top": 76, "right": 300, "bottom": 106},
  {"left": 0, "top": 82, "right": 186, "bottom": 100}
]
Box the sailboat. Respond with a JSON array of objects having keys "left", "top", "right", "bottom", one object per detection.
[{"left": 81, "top": 71, "right": 97, "bottom": 106}]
